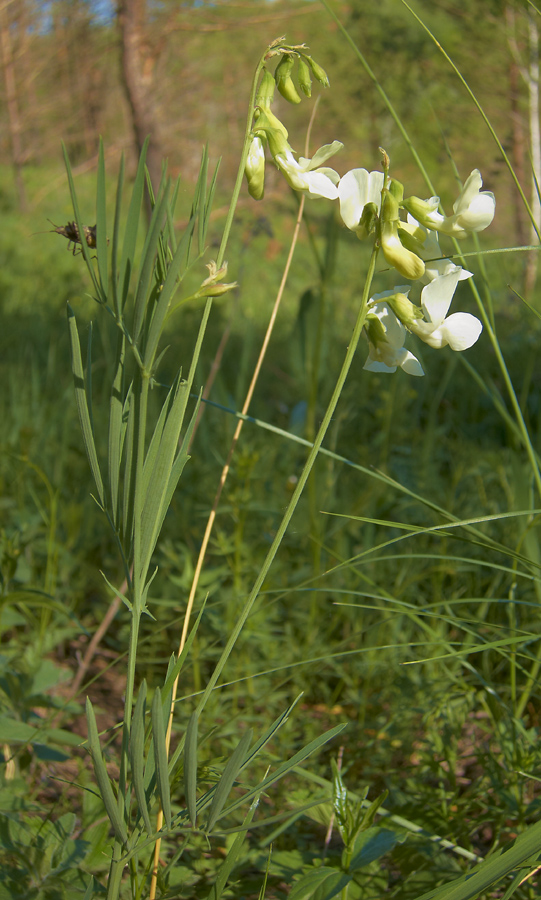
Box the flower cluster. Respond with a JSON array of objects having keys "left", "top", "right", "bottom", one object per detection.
[{"left": 244, "top": 54, "right": 495, "bottom": 376}]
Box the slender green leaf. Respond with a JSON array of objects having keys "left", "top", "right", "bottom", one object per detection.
[
  {"left": 184, "top": 711, "right": 199, "bottom": 827},
  {"left": 415, "top": 815, "right": 541, "bottom": 900},
  {"left": 207, "top": 729, "right": 253, "bottom": 832},
  {"left": 67, "top": 306, "right": 105, "bottom": 507},
  {"left": 206, "top": 796, "right": 259, "bottom": 900},
  {"left": 96, "top": 138, "right": 108, "bottom": 294},
  {"left": 62, "top": 142, "right": 104, "bottom": 304},
  {"left": 85, "top": 698, "right": 128, "bottom": 845},
  {"left": 349, "top": 827, "right": 398, "bottom": 872},
  {"left": 162, "top": 600, "right": 207, "bottom": 699},
  {"left": 218, "top": 724, "right": 347, "bottom": 822},
  {"left": 121, "top": 384, "right": 136, "bottom": 551},
  {"left": 151, "top": 687, "right": 171, "bottom": 829},
  {"left": 132, "top": 175, "right": 170, "bottom": 345},
  {"left": 202, "top": 159, "right": 220, "bottom": 251},
  {"left": 138, "top": 379, "right": 193, "bottom": 582},
  {"left": 111, "top": 152, "right": 124, "bottom": 319},
  {"left": 130, "top": 681, "right": 153, "bottom": 835},
  {"left": 142, "top": 215, "right": 197, "bottom": 371},
  {"left": 289, "top": 867, "right": 351, "bottom": 900},
  {"left": 118, "top": 136, "right": 149, "bottom": 311},
  {"left": 0, "top": 716, "right": 38, "bottom": 742},
  {"left": 108, "top": 332, "right": 125, "bottom": 528},
  {"left": 196, "top": 146, "right": 209, "bottom": 255}
]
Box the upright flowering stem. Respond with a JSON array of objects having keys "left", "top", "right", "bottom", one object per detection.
[{"left": 193, "top": 243, "right": 380, "bottom": 716}]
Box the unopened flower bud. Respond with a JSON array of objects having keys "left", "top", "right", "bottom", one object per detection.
[
  {"left": 297, "top": 56, "right": 312, "bottom": 97},
  {"left": 275, "top": 54, "right": 302, "bottom": 104},
  {"left": 196, "top": 261, "right": 237, "bottom": 297},
  {"left": 380, "top": 191, "right": 425, "bottom": 279},
  {"left": 245, "top": 135, "right": 265, "bottom": 200},
  {"left": 256, "top": 68, "right": 276, "bottom": 108},
  {"left": 306, "top": 55, "right": 330, "bottom": 88},
  {"left": 402, "top": 194, "right": 440, "bottom": 223},
  {"left": 388, "top": 178, "right": 404, "bottom": 202},
  {"left": 386, "top": 292, "right": 423, "bottom": 326}
]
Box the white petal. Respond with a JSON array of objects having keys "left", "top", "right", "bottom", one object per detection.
[
  {"left": 302, "top": 171, "right": 340, "bottom": 200},
  {"left": 455, "top": 192, "right": 496, "bottom": 231},
  {"left": 453, "top": 169, "right": 482, "bottom": 214},
  {"left": 371, "top": 301, "right": 407, "bottom": 349},
  {"left": 337, "top": 169, "right": 384, "bottom": 232},
  {"left": 438, "top": 312, "right": 483, "bottom": 350},
  {"left": 399, "top": 350, "right": 425, "bottom": 376},
  {"left": 303, "top": 141, "right": 344, "bottom": 170},
  {"left": 420, "top": 269, "right": 461, "bottom": 325}
]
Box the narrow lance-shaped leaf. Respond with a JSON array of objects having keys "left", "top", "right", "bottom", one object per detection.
[
  {"left": 67, "top": 306, "right": 105, "bottom": 508},
  {"left": 131, "top": 174, "right": 171, "bottom": 346},
  {"left": 151, "top": 686, "right": 172, "bottom": 829},
  {"left": 184, "top": 711, "right": 199, "bottom": 827},
  {"left": 85, "top": 698, "right": 128, "bottom": 845},
  {"left": 141, "top": 213, "right": 197, "bottom": 372},
  {"left": 96, "top": 138, "right": 108, "bottom": 296},
  {"left": 130, "top": 680, "right": 153, "bottom": 835},
  {"left": 62, "top": 142, "right": 105, "bottom": 305},
  {"left": 111, "top": 152, "right": 125, "bottom": 319},
  {"left": 118, "top": 136, "right": 149, "bottom": 312},
  {"left": 205, "top": 795, "right": 260, "bottom": 900},
  {"left": 108, "top": 332, "right": 126, "bottom": 528},
  {"left": 218, "top": 724, "right": 347, "bottom": 822},
  {"left": 207, "top": 729, "right": 253, "bottom": 832}
]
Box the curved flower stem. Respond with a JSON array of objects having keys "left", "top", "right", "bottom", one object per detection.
[{"left": 195, "top": 242, "right": 379, "bottom": 717}]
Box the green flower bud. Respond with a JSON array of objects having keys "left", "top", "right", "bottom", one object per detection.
[
  {"left": 380, "top": 192, "right": 425, "bottom": 280},
  {"left": 256, "top": 68, "right": 276, "bottom": 108},
  {"left": 366, "top": 313, "right": 388, "bottom": 346},
  {"left": 386, "top": 292, "right": 423, "bottom": 326},
  {"left": 275, "top": 54, "right": 302, "bottom": 104},
  {"left": 196, "top": 261, "right": 237, "bottom": 298},
  {"left": 388, "top": 178, "right": 404, "bottom": 202},
  {"left": 306, "top": 55, "right": 330, "bottom": 88},
  {"left": 297, "top": 56, "right": 312, "bottom": 98},
  {"left": 245, "top": 135, "right": 265, "bottom": 200}
]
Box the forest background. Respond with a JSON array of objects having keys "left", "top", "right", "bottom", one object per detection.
[{"left": 3, "top": 1, "right": 541, "bottom": 898}]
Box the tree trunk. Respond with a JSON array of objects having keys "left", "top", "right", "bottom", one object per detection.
[
  {"left": 117, "top": 0, "right": 163, "bottom": 205},
  {"left": 525, "top": 10, "right": 540, "bottom": 296},
  {"left": 0, "top": 1, "right": 27, "bottom": 210}
]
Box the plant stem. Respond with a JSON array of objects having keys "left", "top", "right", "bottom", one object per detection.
[{"left": 195, "top": 243, "right": 379, "bottom": 716}]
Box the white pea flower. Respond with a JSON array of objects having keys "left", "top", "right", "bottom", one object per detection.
[
  {"left": 403, "top": 170, "right": 495, "bottom": 239},
  {"left": 274, "top": 141, "right": 343, "bottom": 200},
  {"left": 401, "top": 216, "right": 474, "bottom": 284},
  {"left": 337, "top": 168, "right": 385, "bottom": 236},
  {"left": 409, "top": 270, "right": 483, "bottom": 350},
  {"left": 364, "top": 292, "right": 424, "bottom": 376}
]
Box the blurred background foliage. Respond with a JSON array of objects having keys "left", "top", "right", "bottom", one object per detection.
[{"left": 2, "top": 1, "right": 541, "bottom": 897}]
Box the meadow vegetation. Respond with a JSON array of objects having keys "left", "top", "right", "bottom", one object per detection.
[{"left": 2, "top": 2, "right": 541, "bottom": 899}]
